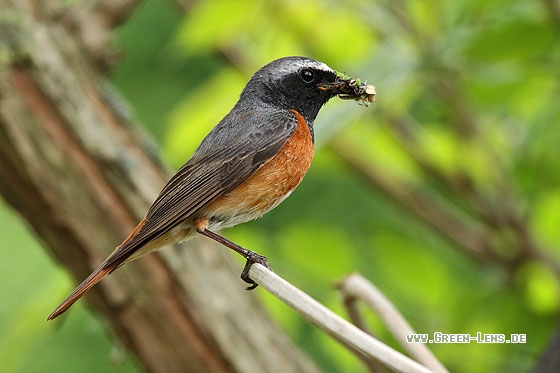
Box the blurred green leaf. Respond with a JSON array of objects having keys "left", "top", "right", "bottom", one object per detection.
[{"left": 518, "top": 261, "right": 560, "bottom": 315}]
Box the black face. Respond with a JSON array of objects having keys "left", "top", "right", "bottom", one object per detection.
[
  {"left": 241, "top": 57, "right": 339, "bottom": 124},
  {"left": 274, "top": 65, "right": 339, "bottom": 119}
]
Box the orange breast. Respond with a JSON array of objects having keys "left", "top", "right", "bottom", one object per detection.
[{"left": 203, "top": 109, "right": 314, "bottom": 228}]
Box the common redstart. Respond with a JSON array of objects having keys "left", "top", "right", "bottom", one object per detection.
[{"left": 48, "top": 56, "right": 375, "bottom": 320}]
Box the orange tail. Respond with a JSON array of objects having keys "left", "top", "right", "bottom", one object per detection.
[
  {"left": 47, "top": 218, "right": 147, "bottom": 321},
  {"left": 46, "top": 262, "right": 116, "bottom": 320}
]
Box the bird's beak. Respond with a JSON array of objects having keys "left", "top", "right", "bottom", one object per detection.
[{"left": 318, "top": 73, "right": 376, "bottom": 106}]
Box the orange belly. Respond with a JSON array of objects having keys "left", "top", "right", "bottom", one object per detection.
[{"left": 202, "top": 109, "right": 314, "bottom": 228}]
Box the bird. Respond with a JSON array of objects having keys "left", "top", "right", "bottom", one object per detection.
[{"left": 47, "top": 56, "right": 375, "bottom": 320}]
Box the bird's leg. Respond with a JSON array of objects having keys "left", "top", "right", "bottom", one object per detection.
[{"left": 194, "top": 219, "right": 270, "bottom": 289}]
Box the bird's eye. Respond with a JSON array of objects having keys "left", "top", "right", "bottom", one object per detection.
[{"left": 300, "top": 69, "right": 315, "bottom": 83}]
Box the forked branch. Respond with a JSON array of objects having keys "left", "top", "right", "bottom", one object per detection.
[{"left": 248, "top": 264, "right": 439, "bottom": 373}]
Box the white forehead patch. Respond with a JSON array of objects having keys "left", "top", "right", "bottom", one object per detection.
[
  {"left": 289, "top": 58, "right": 333, "bottom": 74},
  {"left": 305, "top": 59, "right": 332, "bottom": 72},
  {"left": 266, "top": 57, "right": 334, "bottom": 76}
]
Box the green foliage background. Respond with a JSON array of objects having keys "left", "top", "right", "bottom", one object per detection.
[{"left": 1, "top": 0, "right": 559, "bottom": 372}]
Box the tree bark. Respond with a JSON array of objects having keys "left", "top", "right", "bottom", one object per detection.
[{"left": 0, "top": 1, "right": 318, "bottom": 372}]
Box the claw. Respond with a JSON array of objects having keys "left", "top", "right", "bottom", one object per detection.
[{"left": 240, "top": 252, "right": 270, "bottom": 290}]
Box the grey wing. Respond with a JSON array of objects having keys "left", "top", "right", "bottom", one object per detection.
[{"left": 104, "top": 108, "right": 298, "bottom": 267}]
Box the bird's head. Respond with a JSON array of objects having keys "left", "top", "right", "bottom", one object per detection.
[{"left": 242, "top": 56, "right": 375, "bottom": 123}]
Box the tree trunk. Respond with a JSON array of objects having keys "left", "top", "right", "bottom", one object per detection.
[{"left": 0, "top": 1, "right": 318, "bottom": 372}]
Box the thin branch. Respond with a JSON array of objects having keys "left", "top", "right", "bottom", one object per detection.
[
  {"left": 248, "top": 264, "right": 436, "bottom": 373},
  {"left": 337, "top": 273, "right": 448, "bottom": 373},
  {"left": 330, "top": 134, "right": 560, "bottom": 281},
  {"left": 342, "top": 294, "right": 385, "bottom": 373},
  {"left": 329, "top": 139, "right": 490, "bottom": 258}
]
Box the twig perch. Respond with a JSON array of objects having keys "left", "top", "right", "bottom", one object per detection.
[
  {"left": 248, "top": 264, "right": 435, "bottom": 373},
  {"left": 337, "top": 273, "right": 448, "bottom": 373}
]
